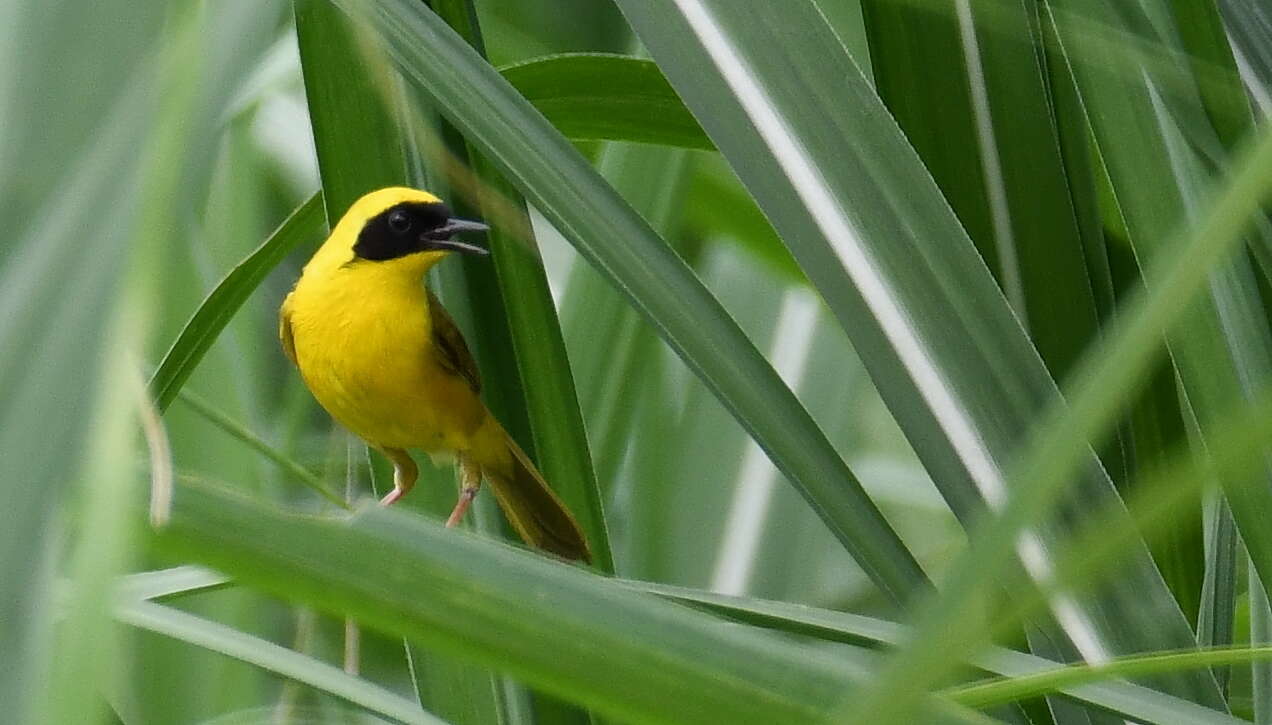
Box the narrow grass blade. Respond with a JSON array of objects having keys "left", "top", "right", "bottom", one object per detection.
[
  {"left": 428, "top": 0, "right": 613, "bottom": 572},
  {"left": 1218, "top": 0, "right": 1272, "bottom": 109},
  {"left": 1251, "top": 562, "right": 1272, "bottom": 722},
  {"left": 115, "top": 599, "right": 440, "bottom": 725},
  {"left": 117, "top": 566, "right": 230, "bottom": 602},
  {"left": 861, "top": 0, "right": 1104, "bottom": 374},
  {"left": 149, "top": 193, "right": 324, "bottom": 412},
  {"left": 629, "top": 583, "right": 1247, "bottom": 725},
  {"left": 949, "top": 646, "right": 1272, "bottom": 711},
  {"left": 176, "top": 388, "right": 347, "bottom": 508},
  {"left": 295, "top": 0, "right": 410, "bottom": 215}
]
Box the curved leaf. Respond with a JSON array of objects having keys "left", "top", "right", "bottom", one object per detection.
[{"left": 501, "top": 53, "right": 712, "bottom": 149}]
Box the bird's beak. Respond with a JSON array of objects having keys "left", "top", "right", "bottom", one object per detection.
[{"left": 426, "top": 218, "right": 490, "bottom": 255}]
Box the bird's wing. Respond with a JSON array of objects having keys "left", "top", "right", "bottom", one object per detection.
[
  {"left": 279, "top": 293, "right": 298, "bottom": 366},
  {"left": 427, "top": 288, "right": 482, "bottom": 393}
]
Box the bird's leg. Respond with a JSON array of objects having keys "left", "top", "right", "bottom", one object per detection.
[
  {"left": 446, "top": 454, "right": 482, "bottom": 527},
  {"left": 378, "top": 447, "right": 418, "bottom": 506}
]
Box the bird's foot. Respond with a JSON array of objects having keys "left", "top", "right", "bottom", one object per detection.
[
  {"left": 445, "top": 486, "right": 478, "bottom": 527},
  {"left": 378, "top": 448, "right": 418, "bottom": 506}
]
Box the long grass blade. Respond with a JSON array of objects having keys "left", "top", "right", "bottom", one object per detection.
[
  {"left": 149, "top": 193, "right": 324, "bottom": 412},
  {"left": 116, "top": 599, "right": 440, "bottom": 724},
  {"left": 427, "top": 0, "right": 613, "bottom": 572}
]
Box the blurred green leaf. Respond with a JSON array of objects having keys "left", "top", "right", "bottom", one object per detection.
[
  {"left": 950, "top": 646, "right": 1272, "bottom": 710},
  {"left": 155, "top": 478, "right": 882, "bottom": 725},
  {"left": 1217, "top": 0, "right": 1272, "bottom": 104},
  {"left": 116, "top": 598, "right": 439, "bottom": 724},
  {"left": 0, "top": 1, "right": 176, "bottom": 717},
  {"left": 563, "top": 142, "right": 691, "bottom": 497},
  {"left": 682, "top": 156, "right": 805, "bottom": 285}
]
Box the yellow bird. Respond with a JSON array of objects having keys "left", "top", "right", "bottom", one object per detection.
[{"left": 280, "top": 187, "right": 591, "bottom": 562}]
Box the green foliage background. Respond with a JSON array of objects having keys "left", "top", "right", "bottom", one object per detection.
[{"left": 5, "top": 0, "right": 1272, "bottom": 722}]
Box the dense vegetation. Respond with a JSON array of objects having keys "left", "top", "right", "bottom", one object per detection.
[{"left": 5, "top": 0, "right": 1272, "bottom": 722}]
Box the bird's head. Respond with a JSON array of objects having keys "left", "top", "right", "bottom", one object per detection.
[{"left": 312, "top": 187, "right": 489, "bottom": 277}]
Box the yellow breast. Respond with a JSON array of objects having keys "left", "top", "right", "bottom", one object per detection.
[{"left": 284, "top": 261, "right": 485, "bottom": 452}]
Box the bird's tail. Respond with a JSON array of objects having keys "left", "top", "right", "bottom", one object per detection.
[{"left": 474, "top": 418, "right": 592, "bottom": 563}]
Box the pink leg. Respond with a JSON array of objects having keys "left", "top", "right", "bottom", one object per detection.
[
  {"left": 378, "top": 448, "right": 418, "bottom": 506},
  {"left": 446, "top": 454, "right": 482, "bottom": 527}
]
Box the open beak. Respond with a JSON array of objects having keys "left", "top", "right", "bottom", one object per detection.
[{"left": 426, "top": 218, "right": 490, "bottom": 255}]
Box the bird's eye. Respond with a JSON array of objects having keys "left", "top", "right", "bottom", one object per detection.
[{"left": 387, "top": 209, "right": 412, "bottom": 234}]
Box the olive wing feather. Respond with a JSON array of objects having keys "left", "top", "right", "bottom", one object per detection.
[
  {"left": 427, "top": 289, "right": 481, "bottom": 393},
  {"left": 279, "top": 294, "right": 298, "bottom": 366}
]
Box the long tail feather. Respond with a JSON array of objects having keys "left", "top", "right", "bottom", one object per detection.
[{"left": 481, "top": 422, "right": 592, "bottom": 563}]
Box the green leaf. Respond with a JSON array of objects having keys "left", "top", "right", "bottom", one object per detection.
[
  {"left": 562, "top": 143, "right": 692, "bottom": 496},
  {"left": 682, "top": 156, "right": 805, "bottom": 286},
  {"left": 149, "top": 193, "right": 325, "bottom": 412},
  {"left": 295, "top": 0, "right": 411, "bottom": 216},
  {"left": 1218, "top": 0, "right": 1272, "bottom": 104},
  {"left": 0, "top": 74, "right": 140, "bottom": 725},
  {"left": 857, "top": 9, "right": 1140, "bottom": 717},
  {"left": 331, "top": 0, "right": 929, "bottom": 607},
  {"left": 860, "top": 0, "right": 1103, "bottom": 391},
  {"left": 117, "top": 566, "right": 230, "bottom": 602},
  {"left": 499, "top": 53, "right": 712, "bottom": 149},
  {"left": 154, "top": 478, "right": 881, "bottom": 725}
]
